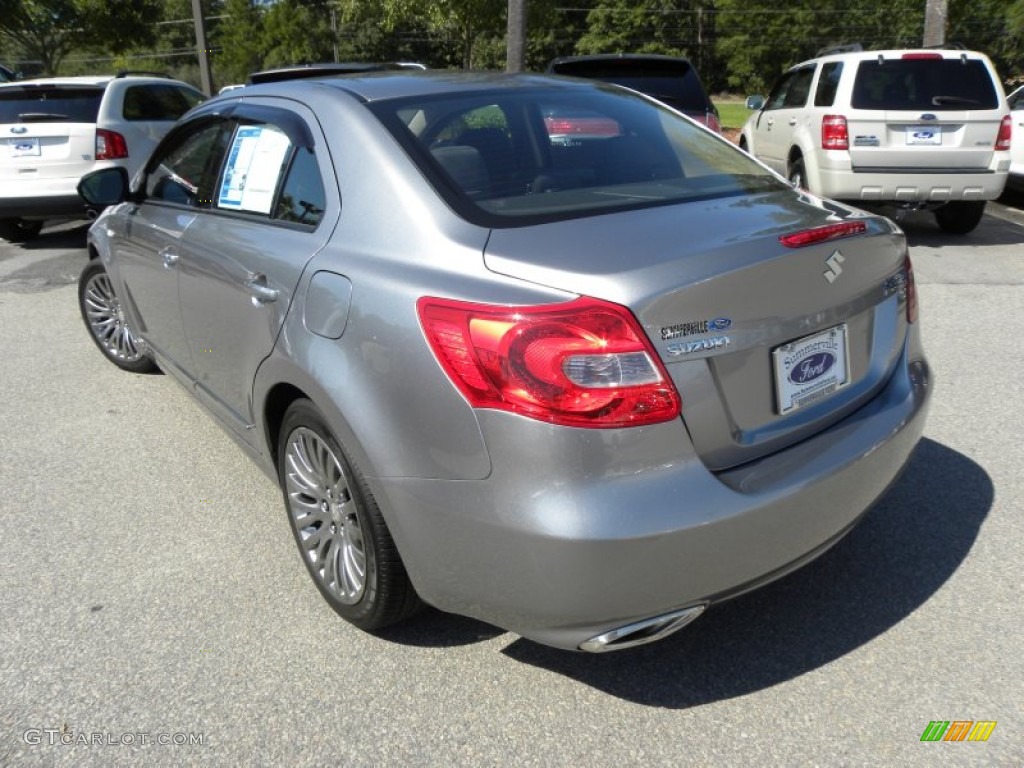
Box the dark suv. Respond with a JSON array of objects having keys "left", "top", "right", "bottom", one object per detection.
[{"left": 546, "top": 54, "right": 720, "bottom": 132}]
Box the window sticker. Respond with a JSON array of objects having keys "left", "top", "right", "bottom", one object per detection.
[{"left": 217, "top": 125, "right": 292, "bottom": 213}]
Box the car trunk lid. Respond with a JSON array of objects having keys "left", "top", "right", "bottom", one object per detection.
[{"left": 483, "top": 191, "right": 912, "bottom": 470}]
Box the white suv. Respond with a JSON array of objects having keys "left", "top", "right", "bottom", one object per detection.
[
  {"left": 0, "top": 72, "right": 204, "bottom": 242},
  {"left": 740, "top": 45, "right": 1012, "bottom": 234}
]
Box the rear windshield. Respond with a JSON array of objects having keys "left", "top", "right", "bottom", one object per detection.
[
  {"left": 549, "top": 59, "right": 710, "bottom": 113},
  {"left": 851, "top": 58, "right": 999, "bottom": 110},
  {"left": 372, "top": 85, "right": 782, "bottom": 227},
  {"left": 0, "top": 85, "right": 104, "bottom": 123}
]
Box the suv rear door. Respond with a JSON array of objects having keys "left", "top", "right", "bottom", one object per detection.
[
  {"left": 846, "top": 54, "right": 1004, "bottom": 172},
  {"left": 0, "top": 83, "right": 103, "bottom": 185}
]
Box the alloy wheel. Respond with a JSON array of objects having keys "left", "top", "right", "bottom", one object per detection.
[{"left": 283, "top": 426, "right": 367, "bottom": 605}]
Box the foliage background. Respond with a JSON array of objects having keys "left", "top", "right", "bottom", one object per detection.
[{"left": 1, "top": 0, "right": 1022, "bottom": 94}]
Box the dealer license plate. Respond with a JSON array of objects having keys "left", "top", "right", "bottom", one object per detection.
[
  {"left": 9, "top": 137, "right": 40, "bottom": 157},
  {"left": 772, "top": 324, "right": 850, "bottom": 414}
]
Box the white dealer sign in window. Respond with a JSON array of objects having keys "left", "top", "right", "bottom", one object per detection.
[{"left": 217, "top": 124, "right": 292, "bottom": 214}]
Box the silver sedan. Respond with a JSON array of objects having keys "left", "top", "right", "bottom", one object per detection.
[{"left": 77, "top": 72, "right": 931, "bottom": 652}]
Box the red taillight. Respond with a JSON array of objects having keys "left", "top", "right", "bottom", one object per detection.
[
  {"left": 904, "top": 256, "right": 918, "bottom": 324},
  {"left": 822, "top": 115, "right": 849, "bottom": 150},
  {"left": 901, "top": 53, "right": 943, "bottom": 60},
  {"left": 779, "top": 221, "right": 867, "bottom": 248},
  {"left": 417, "top": 296, "right": 681, "bottom": 428},
  {"left": 704, "top": 112, "right": 722, "bottom": 133},
  {"left": 996, "top": 115, "right": 1012, "bottom": 152},
  {"left": 95, "top": 129, "right": 128, "bottom": 160}
]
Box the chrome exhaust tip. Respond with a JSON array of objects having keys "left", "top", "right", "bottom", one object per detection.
[{"left": 578, "top": 604, "right": 707, "bottom": 653}]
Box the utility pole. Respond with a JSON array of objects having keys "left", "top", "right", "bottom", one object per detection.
[
  {"left": 192, "top": 0, "right": 213, "bottom": 96},
  {"left": 507, "top": 0, "right": 527, "bottom": 73},
  {"left": 923, "top": 0, "right": 947, "bottom": 47}
]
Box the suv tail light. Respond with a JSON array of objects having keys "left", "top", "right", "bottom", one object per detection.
[
  {"left": 704, "top": 111, "right": 721, "bottom": 133},
  {"left": 996, "top": 115, "right": 1012, "bottom": 152},
  {"left": 417, "top": 296, "right": 681, "bottom": 428},
  {"left": 822, "top": 115, "right": 849, "bottom": 150},
  {"left": 95, "top": 129, "right": 128, "bottom": 160}
]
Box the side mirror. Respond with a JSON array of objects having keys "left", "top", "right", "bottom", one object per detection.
[
  {"left": 77, "top": 167, "right": 130, "bottom": 207},
  {"left": 745, "top": 95, "right": 765, "bottom": 111}
]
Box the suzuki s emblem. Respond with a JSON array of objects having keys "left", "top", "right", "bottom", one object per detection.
[
  {"left": 11, "top": 126, "right": 27, "bottom": 134},
  {"left": 823, "top": 250, "right": 846, "bottom": 284}
]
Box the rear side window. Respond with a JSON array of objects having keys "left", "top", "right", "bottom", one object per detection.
[
  {"left": 0, "top": 86, "right": 103, "bottom": 123},
  {"left": 123, "top": 84, "right": 204, "bottom": 121},
  {"left": 274, "top": 147, "right": 326, "bottom": 227},
  {"left": 814, "top": 62, "right": 843, "bottom": 107},
  {"left": 851, "top": 58, "right": 999, "bottom": 110},
  {"left": 550, "top": 59, "right": 710, "bottom": 112}
]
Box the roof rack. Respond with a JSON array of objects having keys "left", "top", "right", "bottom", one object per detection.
[
  {"left": 114, "top": 70, "right": 173, "bottom": 79},
  {"left": 815, "top": 43, "right": 863, "bottom": 57}
]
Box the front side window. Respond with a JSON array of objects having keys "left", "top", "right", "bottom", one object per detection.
[
  {"left": 146, "top": 120, "right": 228, "bottom": 206},
  {"left": 373, "top": 86, "right": 783, "bottom": 226}
]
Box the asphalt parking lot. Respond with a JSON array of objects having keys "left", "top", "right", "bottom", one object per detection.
[{"left": 1, "top": 199, "right": 1022, "bottom": 766}]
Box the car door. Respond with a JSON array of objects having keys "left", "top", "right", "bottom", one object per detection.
[
  {"left": 175, "top": 100, "right": 338, "bottom": 444},
  {"left": 113, "top": 117, "right": 231, "bottom": 379},
  {"left": 750, "top": 67, "right": 814, "bottom": 173}
]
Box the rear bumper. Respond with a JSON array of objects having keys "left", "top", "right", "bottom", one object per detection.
[
  {"left": 373, "top": 339, "right": 932, "bottom": 651},
  {"left": 0, "top": 192, "right": 88, "bottom": 219},
  {"left": 812, "top": 154, "right": 1008, "bottom": 203}
]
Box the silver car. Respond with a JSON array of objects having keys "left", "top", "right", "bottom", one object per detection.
[{"left": 77, "top": 72, "right": 931, "bottom": 652}]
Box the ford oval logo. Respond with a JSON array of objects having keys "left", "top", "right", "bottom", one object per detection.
[
  {"left": 708, "top": 317, "right": 732, "bottom": 331},
  {"left": 789, "top": 352, "right": 835, "bottom": 384},
  {"left": 11, "top": 126, "right": 28, "bottom": 134}
]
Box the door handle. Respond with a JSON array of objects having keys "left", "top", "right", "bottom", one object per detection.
[
  {"left": 160, "top": 247, "right": 179, "bottom": 269},
  {"left": 788, "top": 118, "right": 798, "bottom": 126},
  {"left": 245, "top": 273, "right": 279, "bottom": 305}
]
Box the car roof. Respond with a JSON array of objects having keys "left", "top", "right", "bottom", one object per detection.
[
  {"left": 0, "top": 73, "right": 192, "bottom": 89},
  {"left": 238, "top": 71, "right": 598, "bottom": 103},
  {"left": 549, "top": 54, "right": 694, "bottom": 66},
  {"left": 798, "top": 47, "right": 993, "bottom": 66}
]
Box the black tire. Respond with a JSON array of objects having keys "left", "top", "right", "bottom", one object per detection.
[
  {"left": 934, "top": 201, "right": 986, "bottom": 235},
  {"left": 78, "top": 260, "right": 158, "bottom": 373},
  {"left": 0, "top": 218, "right": 44, "bottom": 243},
  {"left": 788, "top": 156, "right": 806, "bottom": 190},
  {"left": 278, "top": 399, "right": 421, "bottom": 631}
]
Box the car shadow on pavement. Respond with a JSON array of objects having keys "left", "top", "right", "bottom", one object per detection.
[
  {"left": 19, "top": 222, "right": 91, "bottom": 251},
  {"left": 496, "top": 438, "right": 993, "bottom": 707},
  {"left": 897, "top": 207, "right": 1024, "bottom": 248}
]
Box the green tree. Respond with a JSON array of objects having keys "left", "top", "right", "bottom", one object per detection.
[
  {"left": 217, "top": 0, "right": 266, "bottom": 83},
  {"left": 0, "top": 0, "right": 161, "bottom": 74},
  {"left": 261, "top": 0, "right": 335, "bottom": 68}
]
